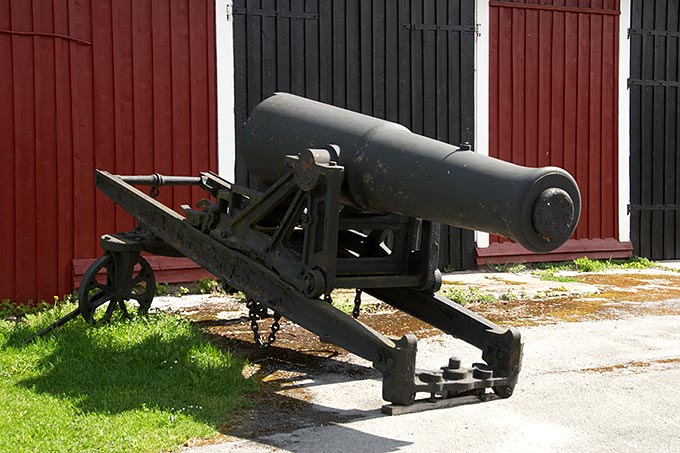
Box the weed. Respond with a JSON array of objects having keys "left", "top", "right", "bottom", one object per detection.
[
  {"left": 329, "top": 294, "right": 355, "bottom": 314},
  {"left": 234, "top": 291, "right": 249, "bottom": 303},
  {"left": 440, "top": 287, "right": 496, "bottom": 305},
  {"left": 155, "top": 282, "right": 170, "bottom": 296},
  {"left": 486, "top": 262, "right": 527, "bottom": 273},
  {"left": 1, "top": 299, "right": 57, "bottom": 320},
  {"left": 197, "top": 278, "right": 224, "bottom": 295},
  {"left": 533, "top": 261, "right": 575, "bottom": 272},
  {"left": 176, "top": 286, "right": 190, "bottom": 297},
  {"left": 621, "top": 256, "right": 655, "bottom": 269},
  {"left": 573, "top": 256, "right": 657, "bottom": 273},
  {"left": 534, "top": 256, "right": 658, "bottom": 274},
  {"left": 573, "top": 257, "right": 607, "bottom": 273},
  {"left": 534, "top": 269, "right": 578, "bottom": 283},
  {"left": 498, "top": 288, "right": 526, "bottom": 301}
]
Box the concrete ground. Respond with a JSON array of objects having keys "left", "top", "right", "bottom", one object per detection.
[{"left": 165, "top": 264, "right": 680, "bottom": 453}]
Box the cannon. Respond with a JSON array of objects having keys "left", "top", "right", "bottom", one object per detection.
[{"left": 33, "top": 93, "right": 580, "bottom": 412}]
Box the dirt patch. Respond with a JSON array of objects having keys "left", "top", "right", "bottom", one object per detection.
[
  {"left": 581, "top": 357, "right": 680, "bottom": 374},
  {"left": 467, "top": 272, "right": 680, "bottom": 327}
]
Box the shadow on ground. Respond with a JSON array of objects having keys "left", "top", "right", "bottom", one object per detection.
[{"left": 197, "top": 327, "right": 385, "bottom": 441}]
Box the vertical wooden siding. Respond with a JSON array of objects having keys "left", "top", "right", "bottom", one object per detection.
[
  {"left": 233, "top": 0, "right": 477, "bottom": 269},
  {"left": 489, "top": 0, "right": 620, "bottom": 246},
  {"left": 0, "top": 0, "right": 216, "bottom": 303},
  {"left": 629, "top": 0, "right": 680, "bottom": 259}
]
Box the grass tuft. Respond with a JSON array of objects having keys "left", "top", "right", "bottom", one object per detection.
[
  {"left": 0, "top": 303, "right": 252, "bottom": 453},
  {"left": 440, "top": 287, "right": 497, "bottom": 305},
  {"left": 534, "top": 269, "right": 579, "bottom": 283}
]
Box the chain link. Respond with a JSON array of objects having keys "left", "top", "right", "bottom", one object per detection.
[
  {"left": 352, "top": 289, "right": 362, "bottom": 319},
  {"left": 246, "top": 299, "right": 282, "bottom": 348}
]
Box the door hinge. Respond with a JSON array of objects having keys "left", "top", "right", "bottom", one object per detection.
[{"left": 226, "top": 1, "right": 233, "bottom": 21}]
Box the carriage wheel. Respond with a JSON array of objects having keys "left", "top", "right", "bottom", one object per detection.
[{"left": 77, "top": 253, "right": 156, "bottom": 324}]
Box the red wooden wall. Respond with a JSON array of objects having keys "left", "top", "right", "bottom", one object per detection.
[
  {"left": 483, "top": 0, "right": 631, "bottom": 263},
  {"left": 0, "top": 0, "right": 217, "bottom": 303}
]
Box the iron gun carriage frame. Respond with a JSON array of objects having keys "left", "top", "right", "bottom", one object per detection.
[{"left": 35, "top": 94, "right": 580, "bottom": 411}]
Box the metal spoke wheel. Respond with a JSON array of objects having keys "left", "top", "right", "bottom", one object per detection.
[{"left": 77, "top": 253, "right": 156, "bottom": 324}]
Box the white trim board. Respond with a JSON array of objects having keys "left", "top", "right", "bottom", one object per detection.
[
  {"left": 215, "top": 0, "right": 236, "bottom": 182},
  {"left": 475, "top": 0, "right": 491, "bottom": 249},
  {"left": 618, "top": 0, "right": 631, "bottom": 243}
]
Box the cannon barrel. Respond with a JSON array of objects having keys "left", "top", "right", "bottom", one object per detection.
[{"left": 241, "top": 93, "right": 580, "bottom": 253}]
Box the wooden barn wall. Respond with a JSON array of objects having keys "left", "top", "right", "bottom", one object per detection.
[
  {"left": 488, "top": 0, "right": 621, "bottom": 253},
  {"left": 629, "top": 0, "right": 680, "bottom": 260},
  {"left": 232, "top": 0, "right": 477, "bottom": 270},
  {"left": 0, "top": 0, "right": 217, "bottom": 303}
]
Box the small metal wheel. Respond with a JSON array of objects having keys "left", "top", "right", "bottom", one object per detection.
[
  {"left": 78, "top": 253, "right": 156, "bottom": 324},
  {"left": 492, "top": 385, "right": 514, "bottom": 398}
]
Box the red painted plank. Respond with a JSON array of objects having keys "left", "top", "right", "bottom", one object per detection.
[
  {"left": 112, "top": 0, "right": 135, "bottom": 233},
  {"left": 497, "top": 6, "right": 513, "bottom": 163},
  {"left": 537, "top": 10, "right": 552, "bottom": 168},
  {"left": 609, "top": 12, "right": 619, "bottom": 238},
  {"left": 550, "top": 8, "right": 565, "bottom": 168},
  {"left": 206, "top": 0, "right": 217, "bottom": 172},
  {"left": 576, "top": 11, "right": 590, "bottom": 239},
  {"left": 563, "top": 11, "right": 579, "bottom": 236},
  {"left": 11, "top": 1, "right": 38, "bottom": 302},
  {"left": 189, "top": 0, "right": 209, "bottom": 202},
  {"left": 132, "top": 0, "right": 154, "bottom": 177},
  {"left": 171, "top": 0, "right": 192, "bottom": 209},
  {"left": 33, "top": 0, "right": 59, "bottom": 302},
  {"left": 524, "top": 8, "right": 539, "bottom": 167},
  {"left": 54, "top": 0, "right": 75, "bottom": 298},
  {"left": 493, "top": 5, "right": 515, "bottom": 243},
  {"left": 0, "top": 0, "right": 16, "bottom": 300},
  {"left": 489, "top": 6, "right": 499, "bottom": 157},
  {"left": 70, "top": 0, "right": 96, "bottom": 261},
  {"left": 151, "top": 0, "right": 175, "bottom": 210},
  {"left": 588, "top": 4, "right": 603, "bottom": 238},
  {"left": 511, "top": 8, "right": 526, "bottom": 166},
  {"left": 91, "top": 0, "right": 116, "bottom": 252},
  {"left": 601, "top": 17, "right": 618, "bottom": 237}
]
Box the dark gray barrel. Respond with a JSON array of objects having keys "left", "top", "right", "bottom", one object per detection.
[{"left": 241, "top": 93, "right": 580, "bottom": 253}]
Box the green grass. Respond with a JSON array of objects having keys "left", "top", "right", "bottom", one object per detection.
[
  {"left": 0, "top": 303, "right": 253, "bottom": 453},
  {"left": 529, "top": 256, "right": 658, "bottom": 277},
  {"left": 534, "top": 256, "right": 657, "bottom": 273}
]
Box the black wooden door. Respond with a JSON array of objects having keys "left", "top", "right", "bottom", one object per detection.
[
  {"left": 629, "top": 0, "right": 680, "bottom": 259},
  {"left": 233, "top": 0, "right": 476, "bottom": 269}
]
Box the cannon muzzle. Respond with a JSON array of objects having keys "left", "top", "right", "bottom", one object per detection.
[{"left": 241, "top": 93, "right": 580, "bottom": 253}]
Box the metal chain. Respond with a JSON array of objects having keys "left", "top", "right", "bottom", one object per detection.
[
  {"left": 352, "top": 289, "right": 362, "bottom": 319},
  {"left": 246, "top": 299, "right": 282, "bottom": 348}
]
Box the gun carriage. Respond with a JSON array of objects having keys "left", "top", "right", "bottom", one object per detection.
[{"left": 34, "top": 93, "right": 580, "bottom": 411}]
